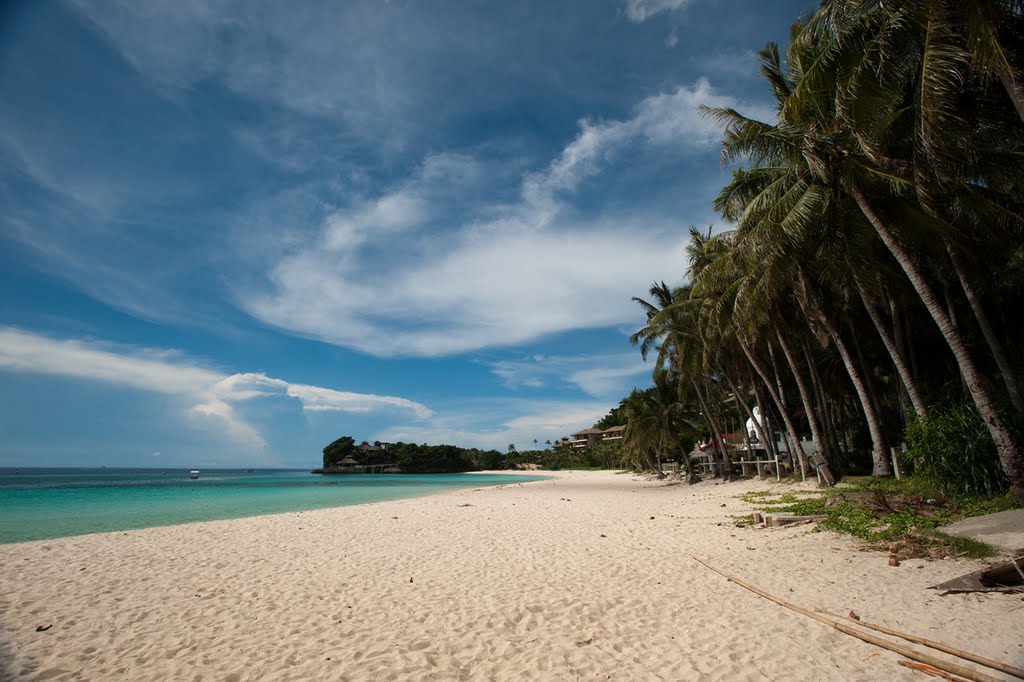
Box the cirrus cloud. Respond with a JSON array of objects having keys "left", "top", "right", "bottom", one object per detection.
[
  {"left": 0, "top": 327, "right": 433, "bottom": 448},
  {"left": 241, "top": 79, "right": 766, "bottom": 358}
]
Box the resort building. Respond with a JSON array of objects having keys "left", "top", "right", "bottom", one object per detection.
[
  {"left": 567, "top": 425, "right": 626, "bottom": 449},
  {"left": 600, "top": 425, "right": 625, "bottom": 441},
  {"left": 570, "top": 428, "right": 604, "bottom": 448}
]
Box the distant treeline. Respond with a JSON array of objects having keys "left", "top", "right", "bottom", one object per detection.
[{"left": 321, "top": 436, "right": 630, "bottom": 473}]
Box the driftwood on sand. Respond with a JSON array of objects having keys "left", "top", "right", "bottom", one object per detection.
[
  {"left": 816, "top": 609, "right": 1024, "bottom": 680},
  {"left": 693, "top": 557, "right": 1017, "bottom": 682}
]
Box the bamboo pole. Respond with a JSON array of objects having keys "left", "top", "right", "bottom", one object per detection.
[
  {"left": 692, "top": 557, "right": 1005, "bottom": 682},
  {"left": 818, "top": 609, "right": 1024, "bottom": 680}
]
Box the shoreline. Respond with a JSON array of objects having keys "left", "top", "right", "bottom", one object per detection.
[
  {"left": 0, "top": 470, "right": 548, "bottom": 546},
  {"left": 1, "top": 470, "right": 1019, "bottom": 680}
]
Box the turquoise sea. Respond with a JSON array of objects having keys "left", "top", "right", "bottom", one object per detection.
[{"left": 0, "top": 468, "right": 544, "bottom": 545}]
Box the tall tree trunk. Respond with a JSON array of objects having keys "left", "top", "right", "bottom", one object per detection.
[
  {"left": 849, "top": 318, "right": 887, "bottom": 432},
  {"left": 850, "top": 182, "right": 1024, "bottom": 495},
  {"left": 948, "top": 244, "right": 1024, "bottom": 411},
  {"left": 893, "top": 295, "right": 922, "bottom": 394},
  {"left": 796, "top": 268, "right": 892, "bottom": 476},
  {"left": 724, "top": 371, "right": 767, "bottom": 477},
  {"left": 852, "top": 269, "right": 928, "bottom": 418},
  {"left": 943, "top": 279, "right": 970, "bottom": 396},
  {"left": 739, "top": 338, "right": 807, "bottom": 479},
  {"left": 675, "top": 382, "right": 698, "bottom": 481},
  {"left": 691, "top": 379, "right": 732, "bottom": 478},
  {"left": 776, "top": 329, "right": 831, "bottom": 472},
  {"left": 802, "top": 338, "right": 842, "bottom": 462},
  {"left": 768, "top": 341, "right": 810, "bottom": 480}
]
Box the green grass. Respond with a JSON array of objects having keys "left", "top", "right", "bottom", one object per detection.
[{"left": 738, "top": 476, "right": 1022, "bottom": 559}]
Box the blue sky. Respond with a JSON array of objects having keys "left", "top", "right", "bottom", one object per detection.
[{"left": 0, "top": 0, "right": 810, "bottom": 468}]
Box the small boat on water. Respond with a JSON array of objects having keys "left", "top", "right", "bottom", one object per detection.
[
  {"left": 245, "top": 468, "right": 255, "bottom": 473},
  {"left": 189, "top": 470, "right": 200, "bottom": 479}
]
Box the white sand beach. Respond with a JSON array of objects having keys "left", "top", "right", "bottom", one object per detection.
[{"left": 1, "top": 471, "right": 1020, "bottom": 681}]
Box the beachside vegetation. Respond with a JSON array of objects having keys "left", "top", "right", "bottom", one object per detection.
[
  {"left": 626, "top": 0, "right": 1024, "bottom": 497},
  {"left": 739, "top": 477, "right": 1023, "bottom": 559}
]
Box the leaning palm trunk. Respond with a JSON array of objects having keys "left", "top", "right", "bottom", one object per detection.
[
  {"left": 796, "top": 268, "right": 891, "bottom": 476},
  {"left": 849, "top": 319, "right": 887, "bottom": 431},
  {"left": 775, "top": 329, "right": 831, "bottom": 470},
  {"left": 691, "top": 378, "right": 733, "bottom": 478},
  {"left": 802, "top": 338, "right": 844, "bottom": 466},
  {"left": 739, "top": 338, "right": 808, "bottom": 479},
  {"left": 849, "top": 182, "right": 1024, "bottom": 495},
  {"left": 767, "top": 342, "right": 810, "bottom": 480},
  {"left": 851, "top": 269, "right": 928, "bottom": 418},
  {"left": 947, "top": 244, "right": 1024, "bottom": 411}
]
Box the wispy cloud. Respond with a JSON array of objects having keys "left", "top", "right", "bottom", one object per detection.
[
  {"left": 379, "top": 399, "right": 613, "bottom": 451},
  {"left": 523, "top": 78, "right": 754, "bottom": 208},
  {"left": 623, "top": 0, "right": 692, "bottom": 23},
  {"left": 0, "top": 327, "right": 433, "bottom": 448},
  {"left": 489, "top": 352, "right": 650, "bottom": 398},
  {"left": 694, "top": 49, "right": 760, "bottom": 79},
  {"left": 241, "top": 79, "right": 761, "bottom": 358}
]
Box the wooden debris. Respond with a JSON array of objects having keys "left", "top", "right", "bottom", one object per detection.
[
  {"left": 761, "top": 514, "right": 825, "bottom": 528},
  {"left": 810, "top": 452, "right": 835, "bottom": 486},
  {"left": 820, "top": 609, "right": 1024, "bottom": 680},
  {"left": 898, "top": 660, "right": 971, "bottom": 682},
  {"left": 692, "top": 557, "right": 1005, "bottom": 682}
]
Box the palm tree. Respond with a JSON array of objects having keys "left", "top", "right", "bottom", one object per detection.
[
  {"left": 631, "top": 282, "right": 734, "bottom": 478},
  {"left": 702, "top": 21, "right": 1024, "bottom": 493},
  {"left": 621, "top": 374, "right": 690, "bottom": 477}
]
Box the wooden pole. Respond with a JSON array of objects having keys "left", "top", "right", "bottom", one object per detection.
[
  {"left": 818, "top": 610, "right": 1024, "bottom": 680},
  {"left": 692, "top": 557, "right": 1006, "bottom": 682}
]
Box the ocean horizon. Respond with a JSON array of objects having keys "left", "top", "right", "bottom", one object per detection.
[{"left": 0, "top": 467, "right": 545, "bottom": 544}]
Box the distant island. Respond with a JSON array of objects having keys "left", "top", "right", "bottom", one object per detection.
[
  {"left": 312, "top": 436, "right": 514, "bottom": 474},
  {"left": 313, "top": 416, "right": 631, "bottom": 476}
]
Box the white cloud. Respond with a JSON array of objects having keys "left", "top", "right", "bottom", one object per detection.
[
  {"left": 695, "top": 49, "right": 760, "bottom": 79},
  {"left": 489, "top": 352, "right": 650, "bottom": 397},
  {"left": 623, "top": 0, "right": 691, "bottom": 22},
  {"left": 323, "top": 192, "right": 427, "bottom": 251},
  {"left": 188, "top": 399, "right": 268, "bottom": 449},
  {"left": 242, "top": 79, "right": 762, "bottom": 358},
  {"left": 378, "top": 400, "right": 613, "bottom": 451},
  {"left": 0, "top": 327, "right": 432, "bottom": 448},
  {"left": 0, "top": 327, "right": 222, "bottom": 394},
  {"left": 569, "top": 364, "right": 650, "bottom": 397},
  {"left": 287, "top": 384, "right": 433, "bottom": 420},
  {"left": 247, "top": 224, "right": 686, "bottom": 357},
  {"left": 524, "top": 79, "right": 750, "bottom": 209}
]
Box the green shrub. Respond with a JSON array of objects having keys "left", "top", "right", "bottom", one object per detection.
[{"left": 905, "top": 403, "right": 1009, "bottom": 497}]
